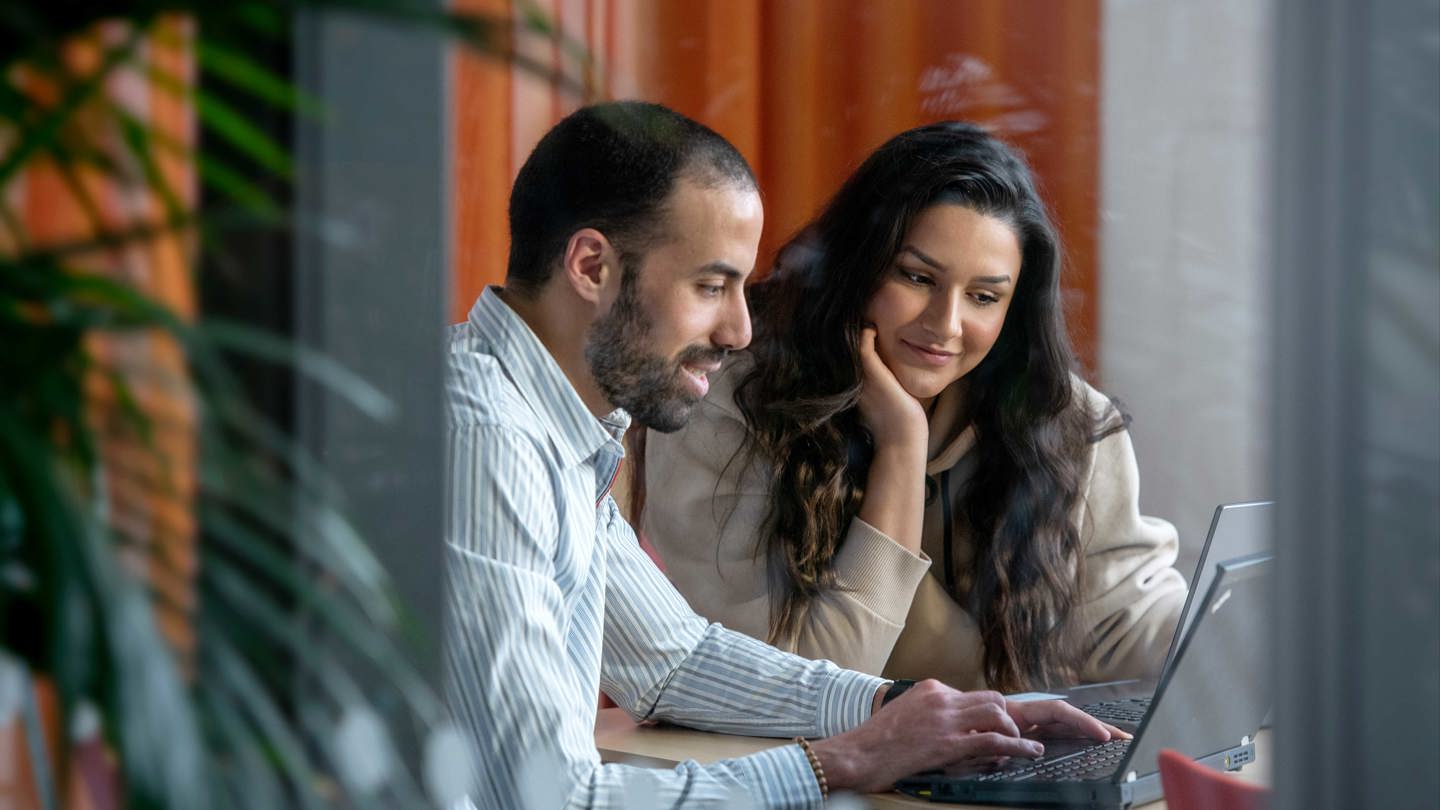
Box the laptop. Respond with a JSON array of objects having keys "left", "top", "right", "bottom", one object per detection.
[
  {"left": 1069, "top": 501, "right": 1274, "bottom": 730},
  {"left": 895, "top": 553, "right": 1274, "bottom": 808}
]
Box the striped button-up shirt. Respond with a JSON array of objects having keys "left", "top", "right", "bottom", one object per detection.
[{"left": 443, "top": 288, "right": 886, "bottom": 809}]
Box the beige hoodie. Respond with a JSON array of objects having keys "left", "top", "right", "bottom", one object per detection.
[{"left": 641, "top": 354, "right": 1187, "bottom": 690}]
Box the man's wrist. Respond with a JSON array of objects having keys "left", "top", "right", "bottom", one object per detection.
[
  {"left": 807, "top": 736, "right": 858, "bottom": 794},
  {"left": 879, "top": 678, "right": 916, "bottom": 710}
]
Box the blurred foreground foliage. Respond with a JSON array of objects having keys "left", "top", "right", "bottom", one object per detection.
[{"left": 0, "top": 2, "right": 580, "bottom": 807}]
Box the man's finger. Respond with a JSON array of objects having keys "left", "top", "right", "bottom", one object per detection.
[
  {"left": 951, "top": 732, "right": 1045, "bottom": 762},
  {"left": 1010, "top": 701, "right": 1111, "bottom": 741},
  {"left": 955, "top": 690, "right": 1008, "bottom": 709},
  {"left": 954, "top": 702, "right": 1023, "bottom": 739},
  {"left": 1026, "top": 722, "right": 1106, "bottom": 739},
  {"left": 1028, "top": 720, "right": 1134, "bottom": 743},
  {"left": 1103, "top": 722, "right": 1133, "bottom": 741}
]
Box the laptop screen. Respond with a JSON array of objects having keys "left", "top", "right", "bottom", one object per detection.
[{"left": 1159, "top": 501, "right": 1274, "bottom": 674}]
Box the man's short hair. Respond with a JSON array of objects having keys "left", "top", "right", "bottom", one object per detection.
[{"left": 505, "top": 101, "right": 756, "bottom": 295}]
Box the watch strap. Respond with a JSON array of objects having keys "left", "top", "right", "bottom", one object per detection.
[{"left": 880, "top": 678, "right": 917, "bottom": 709}]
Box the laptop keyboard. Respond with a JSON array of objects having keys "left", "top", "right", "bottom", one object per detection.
[
  {"left": 973, "top": 739, "right": 1131, "bottom": 782},
  {"left": 1081, "top": 697, "right": 1151, "bottom": 726}
]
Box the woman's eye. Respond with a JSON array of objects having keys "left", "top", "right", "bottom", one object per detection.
[
  {"left": 973, "top": 292, "right": 1000, "bottom": 305},
  {"left": 897, "top": 267, "right": 931, "bottom": 286}
]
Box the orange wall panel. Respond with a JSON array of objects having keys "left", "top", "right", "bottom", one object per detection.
[
  {"left": 452, "top": 0, "right": 515, "bottom": 323},
  {"left": 448, "top": 0, "right": 1101, "bottom": 371}
]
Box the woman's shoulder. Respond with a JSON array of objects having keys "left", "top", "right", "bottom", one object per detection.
[
  {"left": 1067, "top": 372, "right": 1128, "bottom": 432},
  {"left": 645, "top": 350, "right": 755, "bottom": 474},
  {"left": 643, "top": 350, "right": 766, "bottom": 518},
  {"left": 698, "top": 349, "right": 757, "bottom": 422}
]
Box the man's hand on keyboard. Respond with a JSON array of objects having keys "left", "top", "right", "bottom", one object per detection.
[
  {"left": 808, "top": 680, "right": 1121, "bottom": 795},
  {"left": 1006, "top": 699, "right": 1132, "bottom": 741}
]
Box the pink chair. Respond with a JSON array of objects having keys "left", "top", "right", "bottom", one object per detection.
[{"left": 1158, "top": 748, "right": 1271, "bottom": 810}]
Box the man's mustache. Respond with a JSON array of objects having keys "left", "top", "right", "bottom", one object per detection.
[{"left": 675, "top": 346, "right": 729, "bottom": 367}]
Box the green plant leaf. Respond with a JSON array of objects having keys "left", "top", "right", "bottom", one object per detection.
[
  {"left": 197, "top": 39, "right": 322, "bottom": 115},
  {"left": 192, "top": 433, "right": 393, "bottom": 624},
  {"left": 114, "top": 112, "right": 188, "bottom": 221},
  {"left": 198, "top": 506, "right": 440, "bottom": 720},
  {"left": 202, "top": 318, "right": 396, "bottom": 422},
  {"left": 194, "top": 685, "right": 288, "bottom": 810},
  {"left": 2, "top": 3, "right": 584, "bottom": 806},
  {"left": 0, "top": 25, "right": 146, "bottom": 189},
  {"left": 0, "top": 404, "right": 206, "bottom": 810},
  {"left": 140, "top": 58, "right": 293, "bottom": 179},
  {"left": 201, "top": 639, "right": 325, "bottom": 810}
]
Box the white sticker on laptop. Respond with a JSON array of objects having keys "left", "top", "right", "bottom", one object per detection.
[
  {"left": 1210, "top": 588, "right": 1234, "bottom": 614},
  {"left": 1004, "top": 692, "right": 1068, "bottom": 702}
]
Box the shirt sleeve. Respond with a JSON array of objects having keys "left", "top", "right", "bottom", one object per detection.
[
  {"left": 1074, "top": 425, "right": 1189, "bottom": 682},
  {"left": 443, "top": 424, "right": 880, "bottom": 810},
  {"left": 643, "top": 396, "right": 931, "bottom": 677},
  {"left": 599, "top": 495, "right": 885, "bottom": 741}
]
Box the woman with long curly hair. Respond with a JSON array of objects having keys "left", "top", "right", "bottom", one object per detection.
[{"left": 637, "top": 121, "right": 1187, "bottom": 693}]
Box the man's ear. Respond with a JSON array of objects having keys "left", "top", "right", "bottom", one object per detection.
[{"left": 560, "top": 228, "right": 617, "bottom": 305}]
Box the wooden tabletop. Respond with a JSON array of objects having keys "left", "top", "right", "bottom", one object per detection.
[{"left": 595, "top": 708, "right": 1271, "bottom": 809}]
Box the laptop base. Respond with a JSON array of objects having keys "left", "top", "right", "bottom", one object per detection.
[{"left": 895, "top": 742, "right": 1255, "bottom": 808}]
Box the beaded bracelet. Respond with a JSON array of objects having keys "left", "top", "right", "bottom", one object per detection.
[{"left": 793, "top": 736, "right": 829, "bottom": 800}]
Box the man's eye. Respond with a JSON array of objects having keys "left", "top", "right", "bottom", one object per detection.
[{"left": 699, "top": 284, "right": 724, "bottom": 298}]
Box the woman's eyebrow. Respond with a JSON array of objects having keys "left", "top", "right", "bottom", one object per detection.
[
  {"left": 899, "top": 245, "right": 947, "bottom": 271},
  {"left": 900, "top": 246, "right": 1012, "bottom": 285}
]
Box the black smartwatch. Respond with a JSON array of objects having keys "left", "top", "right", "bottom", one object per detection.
[{"left": 879, "top": 678, "right": 917, "bottom": 709}]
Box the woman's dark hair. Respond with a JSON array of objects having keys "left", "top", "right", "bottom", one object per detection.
[
  {"left": 737, "top": 121, "right": 1111, "bottom": 691},
  {"left": 506, "top": 101, "right": 755, "bottom": 296}
]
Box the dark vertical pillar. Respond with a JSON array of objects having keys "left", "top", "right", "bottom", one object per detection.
[
  {"left": 1271, "top": 0, "right": 1440, "bottom": 807},
  {"left": 292, "top": 0, "right": 450, "bottom": 728}
]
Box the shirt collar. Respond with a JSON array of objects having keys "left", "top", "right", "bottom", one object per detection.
[{"left": 467, "top": 286, "right": 630, "bottom": 468}]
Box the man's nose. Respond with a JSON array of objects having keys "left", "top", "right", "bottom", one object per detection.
[{"left": 714, "top": 290, "right": 752, "bottom": 351}]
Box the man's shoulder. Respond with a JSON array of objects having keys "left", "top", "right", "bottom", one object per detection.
[
  {"left": 445, "top": 326, "right": 544, "bottom": 440},
  {"left": 444, "top": 339, "right": 564, "bottom": 506}
]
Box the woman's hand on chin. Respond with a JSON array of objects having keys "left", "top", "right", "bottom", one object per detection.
[{"left": 858, "top": 325, "right": 928, "bottom": 451}]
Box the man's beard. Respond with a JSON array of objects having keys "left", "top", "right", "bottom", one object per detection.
[{"left": 585, "top": 271, "right": 727, "bottom": 433}]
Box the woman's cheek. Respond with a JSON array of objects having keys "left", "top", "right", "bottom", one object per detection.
[{"left": 966, "top": 316, "right": 1006, "bottom": 362}]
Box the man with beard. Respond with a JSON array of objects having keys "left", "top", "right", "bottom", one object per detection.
[{"left": 443, "top": 101, "right": 1117, "bottom": 809}]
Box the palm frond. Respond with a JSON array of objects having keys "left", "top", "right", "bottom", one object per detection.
[{"left": 1, "top": 1, "right": 599, "bottom": 806}]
